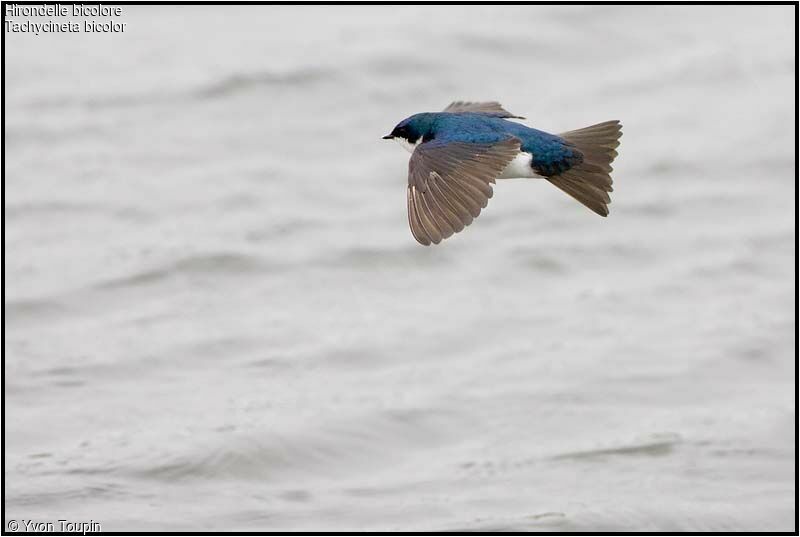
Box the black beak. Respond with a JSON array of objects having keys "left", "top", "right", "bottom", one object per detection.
[{"left": 382, "top": 134, "right": 394, "bottom": 140}]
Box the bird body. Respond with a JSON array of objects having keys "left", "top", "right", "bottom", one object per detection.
[
  {"left": 391, "top": 112, "right": 580, "bottom": 176},
  {"left": 384, "top": 101, "right": 622, "bottom": 245}
]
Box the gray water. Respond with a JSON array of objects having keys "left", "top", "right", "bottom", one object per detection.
[{"left": 4, "top": 5, "right": 796, "bottom": 532}]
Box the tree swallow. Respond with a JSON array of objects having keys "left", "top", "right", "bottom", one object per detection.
[{"left": 383, "top": 101, "right": 622, "bottom": 245}]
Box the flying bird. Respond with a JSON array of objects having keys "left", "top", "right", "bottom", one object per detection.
[{"left": 383, "top": 101, "right": 622, "bottom": 245}]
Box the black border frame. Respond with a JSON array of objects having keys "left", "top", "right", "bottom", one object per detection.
[{"left": 1, "top": 2, "right": 797, "bottom": 535}]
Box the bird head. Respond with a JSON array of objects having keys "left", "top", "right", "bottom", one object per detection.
[{"left": 382, "top": 113, "right": 434, "bottom": 153}]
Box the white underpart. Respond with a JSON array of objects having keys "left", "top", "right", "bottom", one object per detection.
[{"left": 498, "top": 151, "right": 543, "bottom": 179}]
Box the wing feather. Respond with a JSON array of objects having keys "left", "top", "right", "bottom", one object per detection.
[
  {"left": 427, "top": 175, "right": 466, "bottom": 233},
  {"left": 434, "top": 173, "right": 477, "bottom": 223},
  {"left": 412, "top": 186, "right": 443, "bottom": 244},
  {"left": 420, "top": 191, "right": 455, "bottom": 239},
  {"left": 412, "top": 187, "right": 442, "bottom": 244},
  {"left": 443, "top": 101, "right": 525, "bottom": 119},
  {"left": 406, "top": 138, "right": 520, "bottom": 245},
  {"left": 407, "top": 187, "right": 431, "bottom": 245}
]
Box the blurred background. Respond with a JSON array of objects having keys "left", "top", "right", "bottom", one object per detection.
[{"left": 4, "top": 5, "right": 796, "bottom": 531}]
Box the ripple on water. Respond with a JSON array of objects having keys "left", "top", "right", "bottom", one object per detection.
[
  {"left": 20, "top": 67, "right": 336, "bottom": 113},
  {"left": 550, "top": 432, "right": 682, "bottom": 461},
  {"left": 128, "top": 408, "right": 469, "bottom": 484},
  {"left": 97, "top": 252, "right": 270, "bottom": 290}
]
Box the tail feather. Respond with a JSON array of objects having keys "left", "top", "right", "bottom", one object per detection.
[{"left": 547, "top": 120, "right": 622, "bottom": 217}]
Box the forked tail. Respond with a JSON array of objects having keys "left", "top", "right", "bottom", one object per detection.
[{"left": 546, "top": 120, "right": 622, "bottom": 216}]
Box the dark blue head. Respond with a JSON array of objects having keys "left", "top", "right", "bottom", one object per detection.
[{"left": 382, "top": 113, "right": 436, "bottom": 145}]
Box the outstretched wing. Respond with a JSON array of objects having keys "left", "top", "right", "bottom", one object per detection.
[
  {"left": 407, "top": 138, "right": 521, "bottom": 245},
  {"left": 442, "top": 101, "right": 525, "bottom": 119}
]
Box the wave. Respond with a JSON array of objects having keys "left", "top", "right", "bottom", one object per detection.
[
  {"left": 21, "top": 67, "right": 334, "bottom": 112},
  {"left": 4, "top": 297, "right": 69, "bottom": 324},
  {"left": 4, "top": 201, "right": 151, "bottom": 222},
  {"left": 550, "top": 432, "right": 682, "bottom": 460},
  {"left": 5, "top": 252, "right": 269, "bottom": 326},
  {"left": 323, "top": 244, "right": 451, "bottom": 269},
  {"left": 193, "top": 68, "right": 332, "bottom": 99},
  {"left": 97, "top": 252, "right": 269, "bottom": 290},
  {"left": 125, "top": 407, "right": 467, "bottom": 483}
]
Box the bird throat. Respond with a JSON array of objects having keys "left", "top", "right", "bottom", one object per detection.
[{"left": 394, "top": 136, "right": 423, "bottom": 154}]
